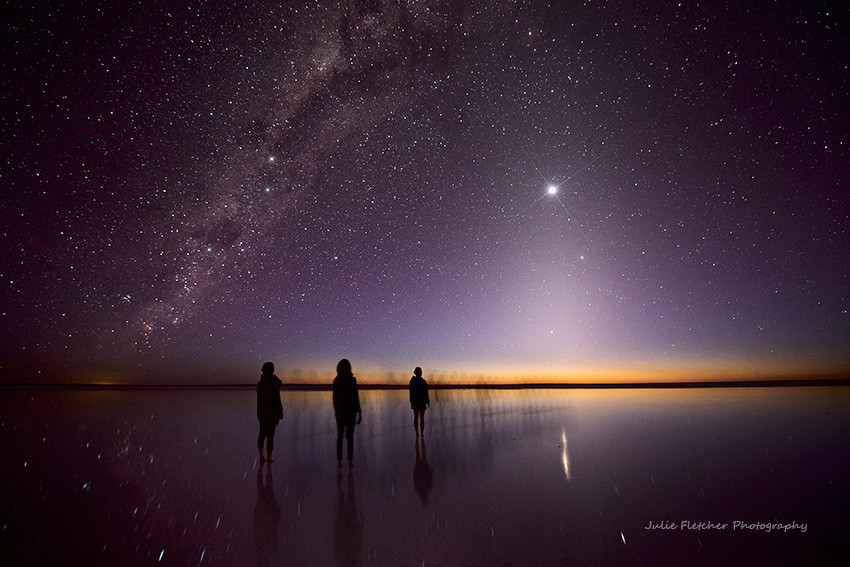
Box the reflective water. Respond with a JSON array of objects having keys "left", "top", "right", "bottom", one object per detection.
[{"left": 1, "top": 387, "right": 848, "bottom": 565}]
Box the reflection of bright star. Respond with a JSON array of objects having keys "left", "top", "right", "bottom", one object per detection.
[{"left": 547, "top": 185, "right": 558, "bottom": 195}]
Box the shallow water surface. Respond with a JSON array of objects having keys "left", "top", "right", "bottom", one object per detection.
[{"left": 1, "top": 387, "right": 848, "bottom": 565}]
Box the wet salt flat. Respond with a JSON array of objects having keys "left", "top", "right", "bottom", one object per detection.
[{"left": 1, "top": 386, "right": 848, "bottom": 566}]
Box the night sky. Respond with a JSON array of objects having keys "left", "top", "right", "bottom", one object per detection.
[{"left": 2, "top": 1, "right": 848, "bottom": 384}]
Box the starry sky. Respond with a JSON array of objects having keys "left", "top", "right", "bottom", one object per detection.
[{"left": 2, "top": 1, "right": 848, "bottom": 384}]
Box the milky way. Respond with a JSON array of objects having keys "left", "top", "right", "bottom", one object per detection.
[{"left": 2, "top": 1, "right": 847, "bottom": 382}]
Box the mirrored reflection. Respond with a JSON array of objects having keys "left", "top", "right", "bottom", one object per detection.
[
  {"left": 413, "top": 436, "right": 433, "bottom": 505},
  {"left": 0, "top": 387, "right": 847, "bottom": 564},
  {"left": 254, "top": 462, "right": 280, "bottom": 567},
  {"left": 334, "top": 471, "right": 362, "bottom": 567}
]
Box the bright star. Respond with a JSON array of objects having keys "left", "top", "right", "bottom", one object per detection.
[{"left": 517, "top": 181, "right": 572, "bottom": 217}]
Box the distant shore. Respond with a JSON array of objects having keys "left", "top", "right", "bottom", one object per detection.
[{"left": 1, "top": 378, "right": 848, "bottom": 391}]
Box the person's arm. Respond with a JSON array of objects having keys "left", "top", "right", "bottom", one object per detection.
[
  {"left": 355, "top": 381, "right": 362, "bottom": 423},
  {"left": 276, "top": 378, "right": 284, "bottom": 420}
]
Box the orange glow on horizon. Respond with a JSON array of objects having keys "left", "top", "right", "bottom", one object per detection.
[
  {"left": 277, "top": 357, "right": 848, "bottom": 385},
  {"left": 31, "top": 357, "right": 847, "bottom": 386}
]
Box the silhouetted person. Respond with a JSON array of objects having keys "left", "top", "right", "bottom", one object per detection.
[
  {"left": 257, "top": 361, "right": 283, "bottom": 463},
  {"left": 333, "top": 358, "right": 362, "bottom": 468},
  {"left": 409, "top": 366, "right": 430, "bottom": 436},
  {"left": 254, "top": 462, "right": 280, "bottom": 567},
  {"left": 413, "top": 436, "right": 433, "bottom": 505},
  {"left": 334, "top": 471, "right": 363, "bottom": 567}
]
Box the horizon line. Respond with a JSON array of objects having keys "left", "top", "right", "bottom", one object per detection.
[{"left": 2, "top": 378, "right": 849, "bottom": 391}]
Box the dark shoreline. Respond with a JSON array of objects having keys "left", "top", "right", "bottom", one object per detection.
[{"left": 1, "top": 378, "right": 848, "bottom": 391}]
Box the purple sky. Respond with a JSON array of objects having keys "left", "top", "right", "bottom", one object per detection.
[{"left": 2, "top": 1, "right": 848, "bottom": 383}]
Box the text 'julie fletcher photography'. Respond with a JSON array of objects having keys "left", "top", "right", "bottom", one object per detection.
[{"left": 644, "top": 520, "right": 808, "bottom": 533}]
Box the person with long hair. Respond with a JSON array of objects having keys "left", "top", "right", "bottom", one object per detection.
[{"left": 332, "top": 359, "right": 362, "bottom": 468}]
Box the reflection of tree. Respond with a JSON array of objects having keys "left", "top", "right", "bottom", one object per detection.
[
  {"left": 334, "top": 471, "right": 362, "bottom": 567},
  {"left": 254, "top": 463, "right": 280, "bottom": 567},
  {"left": 474, "top": 379, "right": 491, "bottom": 402},
  {"left": 413, "top": 437, "right": 434, "bottom": 505},
  {"left": 430, "top": 390, "right": 565, "bottom": 480}
]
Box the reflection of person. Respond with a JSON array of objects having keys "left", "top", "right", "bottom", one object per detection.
[
  {"left": 254, "top": 462, "right": 280, "bottom": 567},
  {"left": 333, "top": 359, "right": 362, "bottom": 468},
  {"left": 409, "top": 367, "right": 430, "bottom": 436},
  {"left": 334, "top": 471, "right": 363, "bottom": 567},
  {"left": 413, "top": 437, "right": 433, "bottom": 506},
  {"left": 257, "top": 362, "right": 283, "bottom": 463}
]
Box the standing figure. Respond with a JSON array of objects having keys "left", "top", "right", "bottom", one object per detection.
[
  {"left": 333, "top": 358, "right": 362, "bottom": 468},
  {"left": 409, "top": 366, "right": 430, "bottom": 436},
  {"left": 257, "top": 361, "right": 283, "bottom": 463}
]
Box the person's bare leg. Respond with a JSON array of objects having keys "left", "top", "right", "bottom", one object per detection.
[
  {"left": 414, "top": 410, "right": 424, "bottom": 436},
  {"left": 258, "top": 447, "right": 265, "bottom": 463},
  {"left": 266, "top": 450, "right": 273, "bottom": 463}
]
